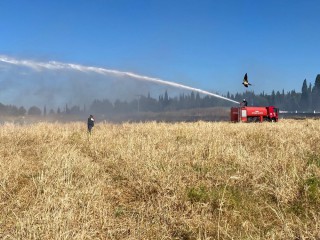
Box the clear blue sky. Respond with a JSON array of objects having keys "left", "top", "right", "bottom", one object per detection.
[{"left": 0, "top": 0, "right": 320, "bottom": 103}]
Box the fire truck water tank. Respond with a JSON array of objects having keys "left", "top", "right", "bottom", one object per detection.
[{"left": 245, "top": 107, "right": 268, "bottom": 116}]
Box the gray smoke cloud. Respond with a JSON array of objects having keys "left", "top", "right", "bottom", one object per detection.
[{"left": 0, "top": 55, "right": 239, "bottom": 109}]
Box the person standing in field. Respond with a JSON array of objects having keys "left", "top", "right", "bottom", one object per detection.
[{"left": 87, "top": 114, "right": 95, "bottom": 134}]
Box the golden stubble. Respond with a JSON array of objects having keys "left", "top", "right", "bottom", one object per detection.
[{"left": 0, "top": 119, "right": 320, "bottom": 239}]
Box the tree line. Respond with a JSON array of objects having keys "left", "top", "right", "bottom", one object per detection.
[{"left": 1, "top": 74, "right": 320, "bottom": 116}]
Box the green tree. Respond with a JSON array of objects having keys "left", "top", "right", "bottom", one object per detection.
[
  {"left": 18, "top": 106, "right": 27, "bottom": 115},
  {"left": 300, "top": 79, "right": 309, "bottom": 110},
  {"left": 312, "top": 74, "right": 320, "bottom": 111},
  {"left": 28, "top": 106, "right": 42, "bottom": 115},
  {"left": 308, "top": 83, "right": 312, "bottom": 110},
  {"left": 271, "top": 90, "right": 276, "bottom": 105}
]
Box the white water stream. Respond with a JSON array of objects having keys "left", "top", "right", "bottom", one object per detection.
[{"left": 0, "top": 55, "right": 239, "bottom": 104}]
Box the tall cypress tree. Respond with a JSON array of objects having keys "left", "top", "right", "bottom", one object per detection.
[
  {"left": 271, "top": 90, "right": 276, "bottom": 105},
  {"left": 308, "top": 83, "right": 312, "bottom": 110},
  {"left": 300, "top": 79, "right": 309, "bottom": 110},
  {"left": 312, "top": 74, "right": 320, "bottom": 111}
]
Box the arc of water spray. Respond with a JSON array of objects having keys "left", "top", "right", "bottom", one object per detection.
[{"left": 0, "top": 55, "right": 239, "bottom": 104}]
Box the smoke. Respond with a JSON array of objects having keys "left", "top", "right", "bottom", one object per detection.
[{"left": 0, "top": 55, "right": 239, "bottom": 108}]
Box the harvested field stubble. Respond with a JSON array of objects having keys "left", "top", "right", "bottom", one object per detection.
[{"left": 0, "top": 119, "right": 320, "bottom": 239}]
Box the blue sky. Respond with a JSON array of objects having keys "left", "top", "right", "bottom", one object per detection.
[{"left": 0, "top": 0, "right": 320, "bottom": 107}]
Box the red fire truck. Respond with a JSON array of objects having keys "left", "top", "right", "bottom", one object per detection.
[{"left": 231, "top": 106, "right": 279, "bottom": 122}]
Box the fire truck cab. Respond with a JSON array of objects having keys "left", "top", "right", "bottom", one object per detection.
[{"left": 231, "top": 106, "right": 279, "bottom": 122}]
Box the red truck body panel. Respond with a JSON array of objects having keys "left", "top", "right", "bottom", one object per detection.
[{"left": 231, "top": 106, "right": 279, "bottom": 122}]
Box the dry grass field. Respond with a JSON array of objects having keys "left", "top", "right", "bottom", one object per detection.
[{"left": 1, "top": 119, "right": 320, "bottom": 239}]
